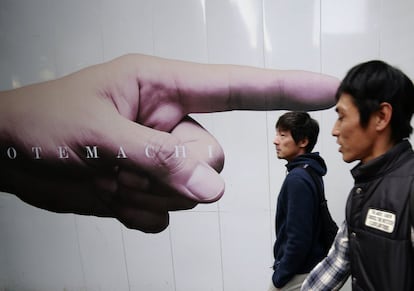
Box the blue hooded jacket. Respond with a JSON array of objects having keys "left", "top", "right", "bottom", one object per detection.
[{"left": 272, "top": 152, "right": 327, "bottom": 288}]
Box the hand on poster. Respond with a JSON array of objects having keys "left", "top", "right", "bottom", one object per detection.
[{"left": 0, "top": 54, "right": 339, "bottom": 232}]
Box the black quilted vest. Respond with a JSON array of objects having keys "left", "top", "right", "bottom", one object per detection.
[{"left": 346, "top": 141, "right": 414, "bottom": 291}]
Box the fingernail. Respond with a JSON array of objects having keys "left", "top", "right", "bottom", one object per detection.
[{"left": 185, "top": 163, "right": 225, "bottom": 202}]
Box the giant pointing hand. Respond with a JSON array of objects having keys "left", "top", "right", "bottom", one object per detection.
[{"left": 0, "top": 54, "right": 339, "bottom": 232}]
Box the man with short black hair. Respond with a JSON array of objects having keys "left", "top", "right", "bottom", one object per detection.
[
  {"left": 270, "top": 111, "right": 328, "bottom": 291},
  {"left": 302, "top": 60, "right": 414, "bottom": 290}
]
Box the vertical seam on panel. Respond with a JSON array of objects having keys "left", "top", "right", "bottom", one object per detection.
[
  {"left": 378, "top": 0, "right": 382, "bottom": 58},
  {"left": 261, "top": 0, "right": 266, "bottom": 68},
  {"left": 319, "top": 0, "right": 323, "bottom": 73},
  {"left": 319, "top": 0, "right": 325, "bottom": 154},
  {"left": 203, "top": 2, "right": 224, "bottom": 289},
  {"left": 168, "top": 228, "right": 177, "bottom": 291},
  {"left": 98, "top": 0, "right": 105, "bottom": 61},
  {"left": 262, "top": 0, "right": 276, "bottom": 272},
  {"left": 120, "top": 227, "right": 131, "bottom": 291},
  {"left": 151, "top": 1, "right": 156, "bottom": 54},
  {"left": 73, "top": 216, "right": 87, "bottom": 288},
  {"left": 204, "top": 0, "right": 210, "bottom": 63},
  {"left": 217, "top": 203, "right": 225, "bottom": 290}
]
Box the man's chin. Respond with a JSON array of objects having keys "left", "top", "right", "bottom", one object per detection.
[{"left": 342, "top": 155, "right": 356, "bottom": 163}]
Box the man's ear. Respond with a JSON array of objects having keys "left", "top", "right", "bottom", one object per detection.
[
  {"left": 298, "top": 138, "right": 309, "bottom": 149},
  {"left": 375, "top": 102, "right": 392, "bottom": 131}
]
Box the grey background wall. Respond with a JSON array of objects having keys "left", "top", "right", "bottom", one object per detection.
[{"left": 1, "top": 0, "right": 414, "bottom": 290}]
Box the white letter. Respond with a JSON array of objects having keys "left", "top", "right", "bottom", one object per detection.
[
  {"left": 117, "top": 146, "right": 127, "bottom": 159},
  {"left": 6, "top": 147, "right": 17, "bottom": 159},
  {"left": 32, "top": 146, "right": 42, "bottom": 159},
  {"left": 85, "top": 146, "right": 99, "bottom": 159},
  {"left": 58, "top": 146, "right": 69, "bottom": 159},
  {"left": 145, "top": 145, "right": 155, "bottom": 158},
  {"left": 175, "top": 145, "right": 186, "bottom": 158}
]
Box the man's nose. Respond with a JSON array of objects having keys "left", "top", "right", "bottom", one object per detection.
[{"left": 331, "top": 121, "right": 339, "bottom": 137}]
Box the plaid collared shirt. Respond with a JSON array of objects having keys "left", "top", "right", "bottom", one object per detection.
[
  {"left": 301, "top": 221, "right": 351, "bottom": 291},
  {"left": 301, "top": 221, "right": 414, "bottom": 290}
]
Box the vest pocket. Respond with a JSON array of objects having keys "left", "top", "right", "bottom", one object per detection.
[{"left": 349, "top": 228, "right": 412, "bottom": 291}]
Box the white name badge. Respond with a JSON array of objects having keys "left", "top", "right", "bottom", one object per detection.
[{"left": 365, "top": 208, "right": 396, "bottom": 233}]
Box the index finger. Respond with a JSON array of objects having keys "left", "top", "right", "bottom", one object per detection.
[{"left": 125, "top": 54, "right": 340, "bottom": 113}]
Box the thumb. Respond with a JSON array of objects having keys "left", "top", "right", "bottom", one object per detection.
[{"left": 108, "top": 118, "right": 225, "bottom": 203}]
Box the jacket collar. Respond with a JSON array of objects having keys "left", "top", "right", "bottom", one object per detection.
[
  {"left": 351, "top": 140, "right": 413, "bottom": 183},
  {"left": 286, "top": 152, "right": 327, "bottom": 176}
]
